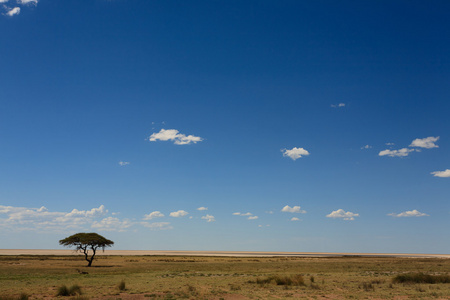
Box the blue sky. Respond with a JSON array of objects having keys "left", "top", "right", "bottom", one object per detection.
[{"left": 1, "top": 0, "right": 449, "bottom": 253}]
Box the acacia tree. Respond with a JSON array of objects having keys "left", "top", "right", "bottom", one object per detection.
[{"left": 59, "top": 232, "right": 114, "bottom": 267}]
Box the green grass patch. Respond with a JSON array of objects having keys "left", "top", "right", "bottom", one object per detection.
[
  {"left": 256, "top": 274, "right": 305, "bottom": 286},
  {"left": 393, "top": 273, "right": 450, "bottom": 284}
]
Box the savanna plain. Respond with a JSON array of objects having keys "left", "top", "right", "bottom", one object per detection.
[{"left": 1, "top": 254, "right": 449, "bottom": 300}]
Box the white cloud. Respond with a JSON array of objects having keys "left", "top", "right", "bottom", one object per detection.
[
  {"left": 291, "top": 217, "right": 300, "bottom": 221},
  {"left": 197, "top": 207, "right": 208, "bottom": 211},
  {"left": 0, "top": 205, "right": 109, "bottom": 231},
  {"left": 233, "top": 212, "right": 257, "bottom": 220},
  {"left": 143, "top": 211, "right": 164, "bottom": 220},
  {"left": 119, "top": 161, "right": 130, "bottom": 166},
  {"left": 281, "top": 205, "right": 306, "bottom": 213},
  {"left": 233, "top": 212, "right": 252, "bottom": 216},
  {"left": 386, "top": 142, "right": 395, "bottom": 146},
  {"left": 331, "top": 103, "right": 346, "bottom": 108},
  {"left": 388, "top": 210, "right": 429, "bottom": 217},
  {"left": 18, "top": 0, "right": 38, "bottom": 5},
  {"left": 0, "top": 0, "right": 9, "bottom": 3},
  {"left": 326, "top": 209, "right": 359, "bottom": 221},
  {"left": 201, "top": 214, "right": 215, "bottom": 222},
  {"left": 410, "top": 136, "right": 439, "bottom": 149},
  {"left": 282, "top": 147, "right": 310, "bottom": 161},
  {"left": 148, "top": 129, "right": 203, "bottom": 145},
  {"left": 91, "top": 217, "right": 132, "bottom": 232},
  {"left": 379, "top": 148, "right": 414, "bottom": 157},
  {"left": 141, "top": 222, "right": 173, "bottom": 230},
  {"left": 361, "top": 145, "right": 372, "bottom": 149},
  {"left": 431, "top": 169, "right": 450, "bottom": 178},
  {"left": 6, "top": 7, "right": 20, "bottom": 16},
  {"left": 169, "top": 210, "right": 189, "bottom": 218}
]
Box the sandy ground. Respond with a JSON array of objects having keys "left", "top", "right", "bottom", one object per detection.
[{"left": 0, "top": 249, "right": 448, "bottom": 258}]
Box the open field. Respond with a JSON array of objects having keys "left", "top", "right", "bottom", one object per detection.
[
  {"left": 1, "top": 253, "right": 449, "bottom": 299},
  {"left": 1, "top": 250, "right": 449, "bottom": 258}
]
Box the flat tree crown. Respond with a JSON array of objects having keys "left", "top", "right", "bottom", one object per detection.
[{"left": 59, "top": 232, "right": 114, "bottom": 249}]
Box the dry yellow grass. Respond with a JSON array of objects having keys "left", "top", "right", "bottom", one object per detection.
[{"left": 0, "top": 255, "right": 449, "bottom": 299}]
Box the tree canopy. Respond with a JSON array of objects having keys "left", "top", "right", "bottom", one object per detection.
[{"left": 59, "top": 232, "right": 114, "bottom": 267}]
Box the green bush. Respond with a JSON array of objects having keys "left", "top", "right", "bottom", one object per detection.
[
  {"left": 256, "top": 274, "right": 305, "bottom": 286},
  {"left": 118, "top": 280, "right": 126, "bottom": 291},
  {"left": 56, "top": 284, "right": 83, "bottom": 296},
  {"left": 0, "top": 294, "right": 29, "bottom": 300},
  {"left": 393, "top": 273, "right": 450, "bottom": 284}
]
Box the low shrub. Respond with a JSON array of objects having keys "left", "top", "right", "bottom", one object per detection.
[
  {"left": 393, "top": 273, "right": 450, "bottom": 284},
  {"left": 118, "top": 280, "right": 126, "bottom": 291},
  {"left": 256, "top": 274, "right": 305, "bottom": 286},
  {"left": 56, "top": 284, "right": 83, "bottom": 296},
  {"left": 0, "top": 294, "right": 29, "bottom": 300}
]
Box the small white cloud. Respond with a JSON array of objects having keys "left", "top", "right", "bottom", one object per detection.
[
  {"left": 386, "top": 142, "right": 395, "bottom": 146},
  {"left": 201, "top": 214, "right": 215, "bottom": 222},
  {"left": 331, "top": 103, "right": 346, "bottom": 108},
  {"left": 141, "top": 221, "right": 173, "bottom": 230},
  {"left": 143, "top": 211, "right": 164, "bottom": 220},
  {"left": 388, "top": 210, "right": 429, "bottom": 217},
  {"left": 0, "top": 0, "right": 9, "bottom": 3},
  {"left": 291, "top": 217, "right": 300, "bottom": 221},
  {"left": 148, "top": 129, "right": 203, "bottom": 145},
  {"left": 379, "top": 148, "right": 415, "bottom": 157},
  {"left": 266, "top": 211, "right": 274, "bottom": 214},
  {"left": 233, "top": 212, "right": 252, "bottom": 216},
  {"left": 281, "top": 205, "right": 306, "bottom": 213},
  {"left": 91, "top": 217, "right": 132, "bottom": 232},
  {"left": 361, "top": 145, "right": 372, "bottom": 149},
  {"left": 248, "top": 216, "right": 258, "bottom": 220},
  {"left": 6, "top": 7, "right": 20, "bottom": 16},
  {"left": 431, "top": 169, "right": 450, "bottom": 178},
  {"left": 326, "top": 209, "right": 359, "bottom": 221},
  {"left": 410, "top": 136, "right": 439, "bottom": 149},
  {"left": 282, "top": 147, "right": 310, "bottom": 161},
  {"left": 118, "top": 161, "right": 130, "bottom": 166},
  {"left": 169, "top": 210, "right": 188, "bottom": 218},
  {"left": 197, "top": 207, "right": 208, "bottom": 211}
]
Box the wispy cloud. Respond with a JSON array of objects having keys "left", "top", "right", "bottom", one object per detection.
[
  {"left": 291, "top": 217, "right": 300, "bottom": 221},
  {"left": 2, "top": 0, "right": 38, "bottom": 17},
  {"left": 201, "top": 214, "right": 215, "bottom": 222},
  {"left": 91, "top": 217, "right": 132, "bottom": 232},
  {"left": 361, "top": 145, "right": 372, "bottom": 150},
  {"left": 169, "top": 210, "right": 189, "bottom": 218},
  {"left": 119, "top": 161, "right": 130, "bottom": 166},
  {"left": 148, "top": 129, "right": 203, "bottom": 145},
  {"left": 388, "top": 210, "right": 429, "bottom": 217},
  {"left": 141, "top": 221, "right": 173, "bottom": 230},
  {"left": 197, "top": 207, "right": 208, "bottom": 211},
  {"left": 431, "top": 169, "right": 450, "bottom": 178},
  {"left": 378, "top": 148, "right": 414, "bottom": 157},
  {"left": 18, "top": 0, "right": 38, "bottom": 4},
  {"left": 5, "top": 7, "right": 20, "bottom": 16},
  {"left": 233, "top": 212, "right": 258, "bottom": 220},
  {"left": 326, "top": 209, "right": 359, "bottom": 221},
  {"left": 233, "top": 212, "right": 252, "bottom": 216},
  {"left": 331, "top": 103, "right": 346, "bottom": 108},
  {"left": 281, "top": 147, "right": 310, "bottom": 161},
  {"left": 143, "top": 211, "right": 164, "bottom": 220},
  {"left": 281, "top": 205, "right": 306, "bottom": 213},
  {"left": 410, "top": 136, "right": 439, "bottom": 149}
]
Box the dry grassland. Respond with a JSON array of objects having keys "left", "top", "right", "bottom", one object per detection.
[{"left": 0, "top": 255, "right": 449, "bottom": 299}]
